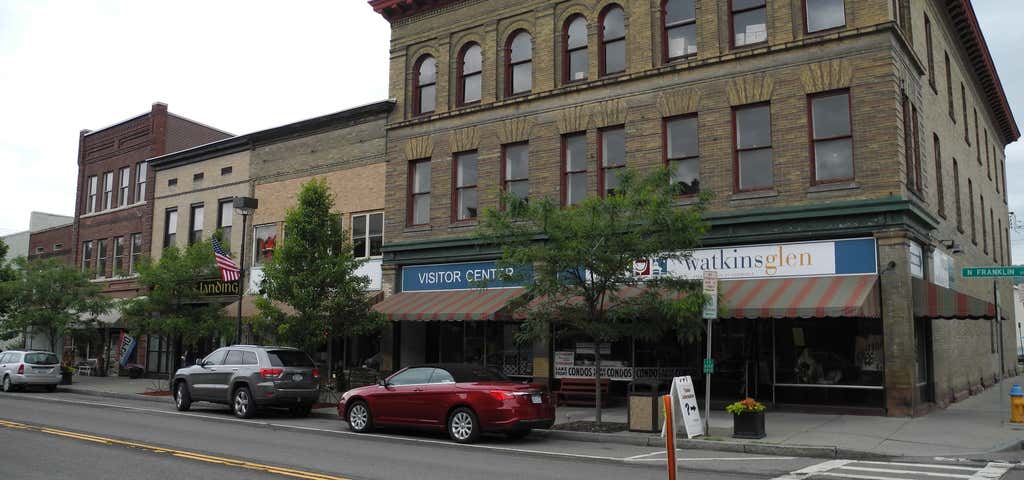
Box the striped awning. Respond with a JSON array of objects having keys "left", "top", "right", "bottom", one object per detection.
[
  {"left": 721, "top": 275, "right": 880, "bottom": 319},
  {"left": 912, "top": 278, "right": 996, "bottom": 319},
  {"left": 373, "top": 288, "right": 526, "bottom": 321}
]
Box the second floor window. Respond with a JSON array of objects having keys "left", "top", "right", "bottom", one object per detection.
[
  {"left": 933, "top": 134, "right": 946, "bottom": 218},
  {"left": 732, "top": 0, "right": 767, "bottom": 47},
  {"left": 507, "top": 31, "right": 533, "bottom": 96},
  {"left": 414, "top": 55, "right": 436, "bottom": 115},
  {"left": 458, "top": 43, "right": 482, "bottom": 105},
  {"left": 810, "top": 91, "right": 853, "bottom": 183},
  {"left": 103, "top": 171, "right": 114, "bottom": 210},
  {"left": 600, "top": 5, "right": 626, "bottom": 76},
  {"left": 129, "top": 233, "right": 142, "bottom": 274},
  {"left": 189, "top": 204, "right": 204, "bottom": 245},
  {"left": 664, "top": 0, "right": 697, "bottom": 61},
  {"left": 113, "top": 236, "right": 125, "bottom": 276},
  {"left": 564, "top": 15, "right": 589, "bottom": 82},
  {"left": 805, "top": 0, "right": 845, "bottom": 33},
  {"left": 563, "top": 133, "right": 588, "bottom": 206},
  {"left": 254, "top": 224, "right": 278, "bottom": 267},
  {"left": 945, "top": 52, "right": 955, "bottom": 121},
  {"left": 135, "top": 161, "right": 148, "bottom": 202},
  {"left": 164, "top": 209, "right": 178, "bottom": 248},
  {"left": 454, "top": 151, "right": 479, "bottom": 221},
  {"left": 409, "top": 159, "right": 431, "bottom": 226},
  {"left": 953, "top": 159, "right": 963, "bottom": 231},
  {"left": 666, "top": 115, "right": 700, "bottom": 195},
  {"left": 734, "top": 103, "right": 773, "bottom": 191},
  {"left": 968, "top": 179, "right": 976, "bottom": 244},
  {"left": 599, "top": 126, "right": 626, "bottom": 197},
  {"left": 97, "top": 239, "right": 108, "bottom": 278},
  {"left": 82, "top": 241, "right": 94, "bottom": 275},
  {"left": 352, "top": 212, "right": 384, "bottom": 258},
  {"left": 118, "top": 167, "right": 131, "bottom": 206},
  {"left": 218, "top": 199, "right": 233, "bottom": 244},
  {"left": 503, "top": 143, "right": 529, "bottom": 201},
  {"left": 86, "top": 176, "right": 98, "bottom": 213}
]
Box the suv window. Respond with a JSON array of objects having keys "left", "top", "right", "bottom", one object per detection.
[
  {"left": 242, "top": 351, "right": 258, "bottom": 366},
  {"left": 224, "top": 350, "right": 244, "bottom": 366},
  {"left": 4, "top": 353, "right": 21, "bottom": 363},
  {"left": 203, "top": 350, "right": 227, "bottom": 366},
  {"left": 429, "top": 368, "right": 455, "bottom": 384},
  {"left": 24, "top": 353, "right": 59, "bottom": 365},
  {"left": 389, "top": 367, "right": 435, "bottom": 386},
  {"left": 0, "top": 353, "right": 8, "bottom": 363},
  {"left": 267, "top": 350, "right": 314, "bottom": 367}
]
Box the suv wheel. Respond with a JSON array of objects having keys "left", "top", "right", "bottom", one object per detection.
[
  {"left": 2, "top": 376, "right": 12, "bottom": 393},
  {"left": 233, "top": 386, "right": 255, "bottom": 419},
  {"left": 174, "top": 382, "right": 192, "bottom": 411},
  {"left": 347, "top": 401, "right": 372, "bottom": 433},
  {"left": 448, "top": 407, "right": 481, "bottom": 444}
]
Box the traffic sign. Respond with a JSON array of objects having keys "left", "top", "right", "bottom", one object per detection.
[
  {"left": 703, "top": 358, "right": 714, "bottom": 374},
  {"left": 961, "top": 266, "right": 1024, "bottom": 278},
  {"left": 702, "top": 271, "right": 718, "bottom": 320}
]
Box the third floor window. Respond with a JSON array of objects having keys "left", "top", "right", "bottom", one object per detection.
[
  {"left": 600, "top": 5, "right": 626, "bottom": 76},
  {"left": 409, "top": 159, "right": 431, "bottom": 226},
  {"left": 665, "top": 115, "right": 700, "bottom": 195},
  {"left": 102, "top": 171, "right": 114, "bottom": 210},
  {"left": 189, "top": 204, "right": 204, "bottom": 245},
  {"left": 664, "top": 0, "right": 697, "bottom": 61},
  {"left": 563, "top": 133, "right": 588, "bottom": 206},
  {"left": 118, "top": 167, "right": 130, "bottom": 206},
  {"left": 734, "top": 103, "right": 773, "bottom": 191},
  {"left": 732, "top": 0, "right": 767, "bottom": 47},
  {"left": 454, "top": 151, "right": 479, "bottom": 221},
  {"left": 86, "top": 175, "right": 98, "bottom": 213},
  {"left": 503, "top": 143, "right": 530, "bottom": 201},
  {"left": 599, "top": 126, "right": 626, "bottom": 197},
  {"left": 805, "top": 0, "right": 845, "bottom": 33},
  {"left": 810, "top": 91, "right": 853, "bottom": 184}
]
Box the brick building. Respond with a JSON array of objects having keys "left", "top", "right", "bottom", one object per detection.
[
  {"left": 72, "top": 102, "right": 231, "bottom": 374},
  {"left": 148, "top": 100, "right": 393, "bottom": 371},
  {"left": 369, "top": 0, "right": 1018, "bottom": 416}
]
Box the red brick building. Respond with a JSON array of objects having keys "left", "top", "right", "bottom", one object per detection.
[{"left": 27, "top": 224, "right": 74, "bottom": 265}]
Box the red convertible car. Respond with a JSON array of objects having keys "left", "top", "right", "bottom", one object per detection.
[{"left": 338, "top": 363, "right": 555, "bottom": 443}]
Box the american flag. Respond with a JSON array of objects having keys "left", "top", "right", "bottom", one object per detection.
[{"left": 211, "top": 237, "right": 240, "bottom": 282}]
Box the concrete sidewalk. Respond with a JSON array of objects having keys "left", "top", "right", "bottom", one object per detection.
[{"left": 59, "top": 373, "right": 1024, "bottom": 459}]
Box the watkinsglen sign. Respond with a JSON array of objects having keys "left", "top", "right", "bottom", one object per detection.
[
  {"left": 195, "top": 279, "right": 240, "bottom": 297},
  {"left": 632, "top": 238, "right": 877, "bottom": 280}
]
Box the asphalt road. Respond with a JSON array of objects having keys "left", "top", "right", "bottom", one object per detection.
[{"left": 0, "top": 390, "right": 1017, "bottom": 480}]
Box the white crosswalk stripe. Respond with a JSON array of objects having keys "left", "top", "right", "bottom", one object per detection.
[{"left": 773, "top": 459, "right": 1015, "bottom": 480}]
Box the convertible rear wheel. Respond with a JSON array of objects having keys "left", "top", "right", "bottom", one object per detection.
[{"left": 448, "top": 407, "right": 481, "bottom": 444}]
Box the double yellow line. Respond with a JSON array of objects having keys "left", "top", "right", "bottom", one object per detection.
[{"left": 0, "top": 419, "right": 350, "bottom": 480}]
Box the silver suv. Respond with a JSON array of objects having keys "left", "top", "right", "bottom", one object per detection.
[
  {"left": 0, "top": 350, "right": 61, "bottom": 392},
  {"left": 171, "top": 345, "right": 319, "bottom": 418}
]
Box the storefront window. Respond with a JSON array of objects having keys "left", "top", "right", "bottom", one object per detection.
[
  {"left": 253, "top": 224, "right": 277, "bottom": 268},
  {"left": 410, "top": 322, "right": 533, "bottom": 377}
]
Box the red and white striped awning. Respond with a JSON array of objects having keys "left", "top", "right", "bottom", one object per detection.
[
  {"left": 372, "top": 288, "right": 526, "bottom": 321},
  {"left": 912, "top": 278, "right": 996, "bottom": 320},
  {"left": 721, "top": 275, "right": 880, "bottom": 319}
]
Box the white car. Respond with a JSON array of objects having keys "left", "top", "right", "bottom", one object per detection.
[{"left": 0, "top": 350, "right": 61, "bottom": 392}]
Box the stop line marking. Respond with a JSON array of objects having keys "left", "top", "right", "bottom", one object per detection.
[{"left": 772, "top": 459, "right": 1014, "bottom": 480}]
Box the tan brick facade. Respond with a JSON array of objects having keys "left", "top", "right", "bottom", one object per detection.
[{"left": 374, "top": 0, "right": 1019, "bottom": 415}]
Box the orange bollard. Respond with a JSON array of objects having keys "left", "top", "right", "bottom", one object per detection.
[
  {"left": 1010, "top": 384, "right": 1024, "bottom": 423},
  {"left": 664, "top": 394, "right": 677, "bottom": 480}
]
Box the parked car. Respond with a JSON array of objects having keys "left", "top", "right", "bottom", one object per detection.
[
  {"left": 338, "top": 363, "right": 555, "bottom": 443},
  {"left": 0, "top": 350, "right": 61, "bottom": 392},
  {"left": 170, "top": 345, "right": 320, "bottom": 419}
]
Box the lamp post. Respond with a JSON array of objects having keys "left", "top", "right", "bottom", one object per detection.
[{"left": 233, "top": 196, "right": 259, "bottom": 345}]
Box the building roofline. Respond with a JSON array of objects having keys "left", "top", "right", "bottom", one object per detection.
[
  {"left": 368, "top": 0, "right": 459, "bottom": 21},
  {"left": 950, "top": 0, "right": 1018, "bottom": 143},
  {"left": 150, "top": 99, "right": 395, "bottom": 171},
  {"left": 166, "top": 112, "right": 234, "bottom": 137},
  {"left": 81, "top": 112, "right": 151, "bottom": 137},
  {"left": 27, "top": 222, "right": 73, "bottom": 236}
]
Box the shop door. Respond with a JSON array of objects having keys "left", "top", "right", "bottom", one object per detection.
[
  {"left": 914, "top": 317, "right": 935, "bottom": 404},
  {"left": 711, "top": 320, "right": 768, "bottom": 401}
]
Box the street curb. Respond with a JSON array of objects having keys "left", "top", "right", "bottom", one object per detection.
[
  {"left": 59, "top": 386, "right": 173, "bottom": 405},
  {"left": 533, "top": 429, "right": 896, "bottom": 460}
]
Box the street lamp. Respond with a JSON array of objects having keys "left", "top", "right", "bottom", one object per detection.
[{"left": 233, "top": 196, "right": 259, "bottom": 345}]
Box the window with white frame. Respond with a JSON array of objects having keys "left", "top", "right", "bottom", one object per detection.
[{"left": 352, "top": 212, "right": 383, "bottom": 258}]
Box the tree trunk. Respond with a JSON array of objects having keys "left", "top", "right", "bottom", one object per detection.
[
  {"left": 594, "top": 341, "right": 603, "bottom": 425},
  {"left": 327, "top": 331, "right": 334, "bottom": 391}
]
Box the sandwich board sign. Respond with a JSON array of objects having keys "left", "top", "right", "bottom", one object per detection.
[{"left": 662, "top": 376, "right": 704, "bottom": 439}]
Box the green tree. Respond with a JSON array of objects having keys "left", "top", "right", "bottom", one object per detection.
[
  {"left": 478, "top": 167, "right": 710, "bottom": 424},
  {"left": 121, "top": 241, "right": 232, "bottom": 372},
  {"left": 0, "top": 238, "right": 18, "bottom": 339},
  {"left": 254, "top": 178, "right": 385, "bottom": 384},
  {"left": 1, "top": 257, "right": 110, "bottom": 353}
]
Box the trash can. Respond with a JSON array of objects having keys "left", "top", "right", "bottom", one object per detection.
[{"left": 628, "top": 380, "right": 665, "bottom": 432}]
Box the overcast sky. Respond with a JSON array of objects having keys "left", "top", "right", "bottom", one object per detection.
[{"left": 1, "top": 1, "right": 1022, "bottom": 261}]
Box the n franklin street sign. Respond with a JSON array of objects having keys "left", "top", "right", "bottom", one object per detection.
[{"left": 961, "top": 266, "right": 1024, "bottom": 278}]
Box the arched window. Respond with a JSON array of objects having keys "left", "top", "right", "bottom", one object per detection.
[
  {"left": 564, "top": 15, "right": 588, "bottom": 83},
  {"left": 664, "top": 0, "right": 697, "bottom": 61},
  {"left": 458, "top": 43, "right": 482, "bottom": 106},
  {"left": 413, "top": 55, "right": 436, "bottom": 115},
  {"left": 506, "top": 30, "right": 533, "bottom": 96},
  {"left": 599, "top": 5, "right": 626, "bottom": 76}
]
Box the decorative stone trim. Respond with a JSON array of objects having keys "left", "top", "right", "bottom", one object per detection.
[
  {"left": 497, "top": 117, "right": 533, "bottom": 144},
  {"left": 589, "top": 98, "right": 628, "bottom": 128},
  {"left": 449, "top": 127, "right": 480, "bottom": 152},
  {"left": 404, "top": 136, "right": 434, "bottom": 160},
  {"left": 801, "top": 59, "right": 853, "bottom": 94},
  {"left": 558, "top": 106, "right": 590, "bottom": 134},
  {"left": 727, "top": 74, "right": 775, "bottom": 106},
  {"left": 657, "top": 88, "right": 702, "bottom": 118}
]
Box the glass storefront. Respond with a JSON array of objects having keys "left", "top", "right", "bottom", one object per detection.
[{"left": 398, "top": 321, "right": 533, "bottom": 377}]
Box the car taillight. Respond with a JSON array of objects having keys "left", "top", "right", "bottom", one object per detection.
[
  {"left": 312, "top": 368, "right": 320, "bottom": 379},
  {"left": 260, "top": 368, "right": 283, "bottom": 379},
  {"left": 488, "top": 391, "right": 513, "bottom": 401},
  {"left": 17, "top": 364, "right": 24, "bottom": 374}
]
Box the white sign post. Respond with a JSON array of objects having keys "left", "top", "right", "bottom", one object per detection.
[
  {"left": 663, "top": 375, "right": 704, "bottom": 438},
  {"left": 702, "top": 271, "right": 718, "bottom": 434}
]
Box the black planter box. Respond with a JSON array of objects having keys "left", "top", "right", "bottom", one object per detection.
[
  {"left": 60, "top": 372, "right": 73, "bottom": 385},
  {"left": 732, "top": 411, "right": 765, "bottom": 439}
]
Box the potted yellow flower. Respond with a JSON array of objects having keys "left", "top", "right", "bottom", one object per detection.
[{"left": 725, "top": 397, "right": 766, "bottom": 439}]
